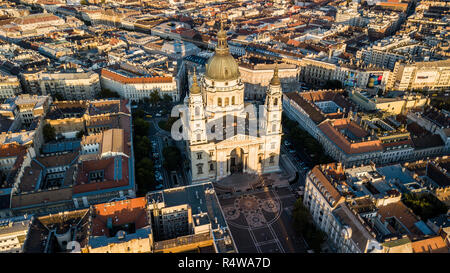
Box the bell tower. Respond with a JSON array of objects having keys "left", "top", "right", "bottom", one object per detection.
[
  {"left": 188, "top": 69, "right": 207, "bottom": 145},
  {"left": 263, "top": 64, "right": 282, "bottom": 136},
  {"left": 261, "top": 64, "right": 282, "bottom": 172}
]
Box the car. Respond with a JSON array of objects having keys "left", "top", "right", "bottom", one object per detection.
[
  {"left": 289, "top": 149, "right": 296, "bottom": 154},
  {"left": 155, "top": 113, "right": 162, "bottom": 117},
  {"left": 146, "top": 114, "right": 152, "bottom": 118},
  {"left": 284, "top": 140, "right": 292, "bottom": 146}
]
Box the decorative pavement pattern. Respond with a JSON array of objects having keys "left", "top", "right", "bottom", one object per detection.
[{"left": 221, "top": 191, "right": 285, "bottom": 253}]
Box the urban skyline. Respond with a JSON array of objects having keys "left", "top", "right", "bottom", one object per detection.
[{"left": 0, "top": 0, "right": 448, "bottom": 259}]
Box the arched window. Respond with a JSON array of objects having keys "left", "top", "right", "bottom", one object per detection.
[
  {"left": 274, "top": 98, "right": 278, "bottom": 106},
  {"left": 225, "top": 97, "right": 229, "bottom": 106},
  {"left": 232, "top": 96, "right": 235, "bottom": 105},
  {"left": 218, "top": 97, "right": 222, "bottom": 106},
  {"left": 210, "top": 164, "right": 214, "bottom": 171}
]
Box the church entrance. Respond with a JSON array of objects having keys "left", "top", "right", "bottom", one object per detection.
[{"left": 230, "top": 148, "right": 244, "bottom": 173}]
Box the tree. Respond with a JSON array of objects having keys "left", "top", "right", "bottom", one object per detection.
[
  {"left": 133, "top": 118, "right": 150, "bottom": 137},
  {"left": 134, "top": 136, "right": 151, "bottom": 161},
  {"left": 136, "top": 157, "right": 156, "bottom": 195},
  {"left": 324, "top": 80, "right": 343, "bottom": 90},
  {"left": 80, "top": 0, "right": 89, "bottom": 5},
  {"left": 43, "top": 124, "right": 56, "bottom": 142},
  {"left": 158, "top": 116, "right": 178, "bottom": 132},
  {"left": 402, "top": 193, "right": 447, "bottom": 221},
  {"left": 149, "top": 90, "right": 160, "bottom": 106},
  {"left": 162, "top": 94, "right": 172, "bottom": 107},
  {"left": 99, "top": 88, "right": 120, "bottom": 99},
  {"left": 162, "top": 146, "right": 182, "bottom": 171},
  {"left": 133, "top": 109, "right": 146, "bottom": 119},
  {"left": 292, "top": 198, "right": 326, "bottom": 252}
]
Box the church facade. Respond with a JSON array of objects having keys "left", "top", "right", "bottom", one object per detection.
[{"left": 182, "top": 24, "right": 283, "bottom": 183}]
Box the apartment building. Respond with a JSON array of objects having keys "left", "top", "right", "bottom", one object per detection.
[
  {"left": 387, "top": 59, "right": 450, "bottom": 91},
  {"left": 303, "top": 162, "right": 449, "bottom": 253},
  {"left": 0, "top": 71, "right": 21, "bottom": 99},
  {"left": 39, "top": 71, "right": 101, "bottom": 100},
  {"left": 100, "top": 66, "right": 180, "bottom": 102}
]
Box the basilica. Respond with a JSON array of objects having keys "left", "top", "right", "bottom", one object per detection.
[{"left": 183, "top": 23, "right": 283, "bottom": 183}]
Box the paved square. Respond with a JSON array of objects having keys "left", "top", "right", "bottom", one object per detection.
[
  {"left": 218, "top": 187, "right": 308, "bottom": 253},
  {"left": 252, "top": 227, "right": 275, "bottom": 243}
]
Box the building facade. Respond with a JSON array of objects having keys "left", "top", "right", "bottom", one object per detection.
[
  {"left": 183, "top": 24, "right": 282, "bottom": 183},
  {"left": 39, "top": 71, "right": 101, "bottom": 100}
]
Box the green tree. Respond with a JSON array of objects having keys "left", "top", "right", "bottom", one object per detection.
[
  {"left": 99, "top": 88, "right": 120, "bottom": 99},
  {"left": 402, "top": 193, "right": 447, "bottom": 221},
  {"left": 149, "top": 90, "right": 160, "bottom": 106},
  {"left": 292, "top": 198, "right": 326, "bottom": 252},
  {"left": 133, "top": 118, "right": 150, "bottom": 137},
  {"left": 324, "top": 80, "right": 343, "bottom": 90},
  {"left": 134, "top": 136, "right": 151, "bottom": 161},
  {"left": 133, "top": 109, "right": 146, "bottom": 119},
  {"left": 162, "top": 146, "right": 182, "bottom": 171},
  {"left": 136, "top": 157, "right": 156, "bottom": 195},
  {"left": 158, "top": 116, "right": 178, "bottom": 132},
  {"left": 80, "top": 0, "right": 88, "bottom": 5},
  {"left": 43, "top": 124, "right": 56, "bottom": 142}
]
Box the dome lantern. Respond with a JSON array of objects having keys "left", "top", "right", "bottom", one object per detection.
[{"left": 204, "top": 19, "right": 240, "bottom": 82}]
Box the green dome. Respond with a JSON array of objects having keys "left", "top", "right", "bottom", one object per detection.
[{"left": 205, "top": 23, "right": 240, "bottom": 82}]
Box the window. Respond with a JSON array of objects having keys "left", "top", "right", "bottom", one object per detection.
[
  {"left": 197, "top": 152, "right": 202, "bottom": 159},
  {"left": 210, "top": 163, "right": 214, "bottom": 171},
  {"left": 272, "top": 124, "right": 277, "bottom": 132},
  {"left": 196, "top": 134, "right": 201, "bottom": 141},
  {"left": 225, "top": 97, "right": 229, "bottom": 106},
  {"left": 197, "top": 164, "right": 203, "bottom": 174},
  {"left": 232, "top": 96, "right": 235, "bottom": 105},
  {"left": 218, "top": 98, "right": 222, "bottom": 106},
  {"left": 195, "top": 106, "right": 200, "bottom": 116},
  {"left": 274, "top": 98, "right": 278, "bottom": 106},
  {"left": 269, "top": 155, "right": 275, "bottom": 164}
]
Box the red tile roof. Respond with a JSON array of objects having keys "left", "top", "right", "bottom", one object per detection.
[
  {"left": 319, "top": 119, "right": 383, "bottom": 155},
  {"left": 101, "top": 69, "right": 173, "bottom": 84},
  {"left": 0, "top": 143, "right": 26, "bottom": 158},
  {"left": 74, "top": 156, "right": 129, "bottom": 194},
  {"left": 91, "top": 197, "right": 148, "bottom": 237},
  {"left": 411, "top": 236, "right": 449, "bottom": 253}
]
